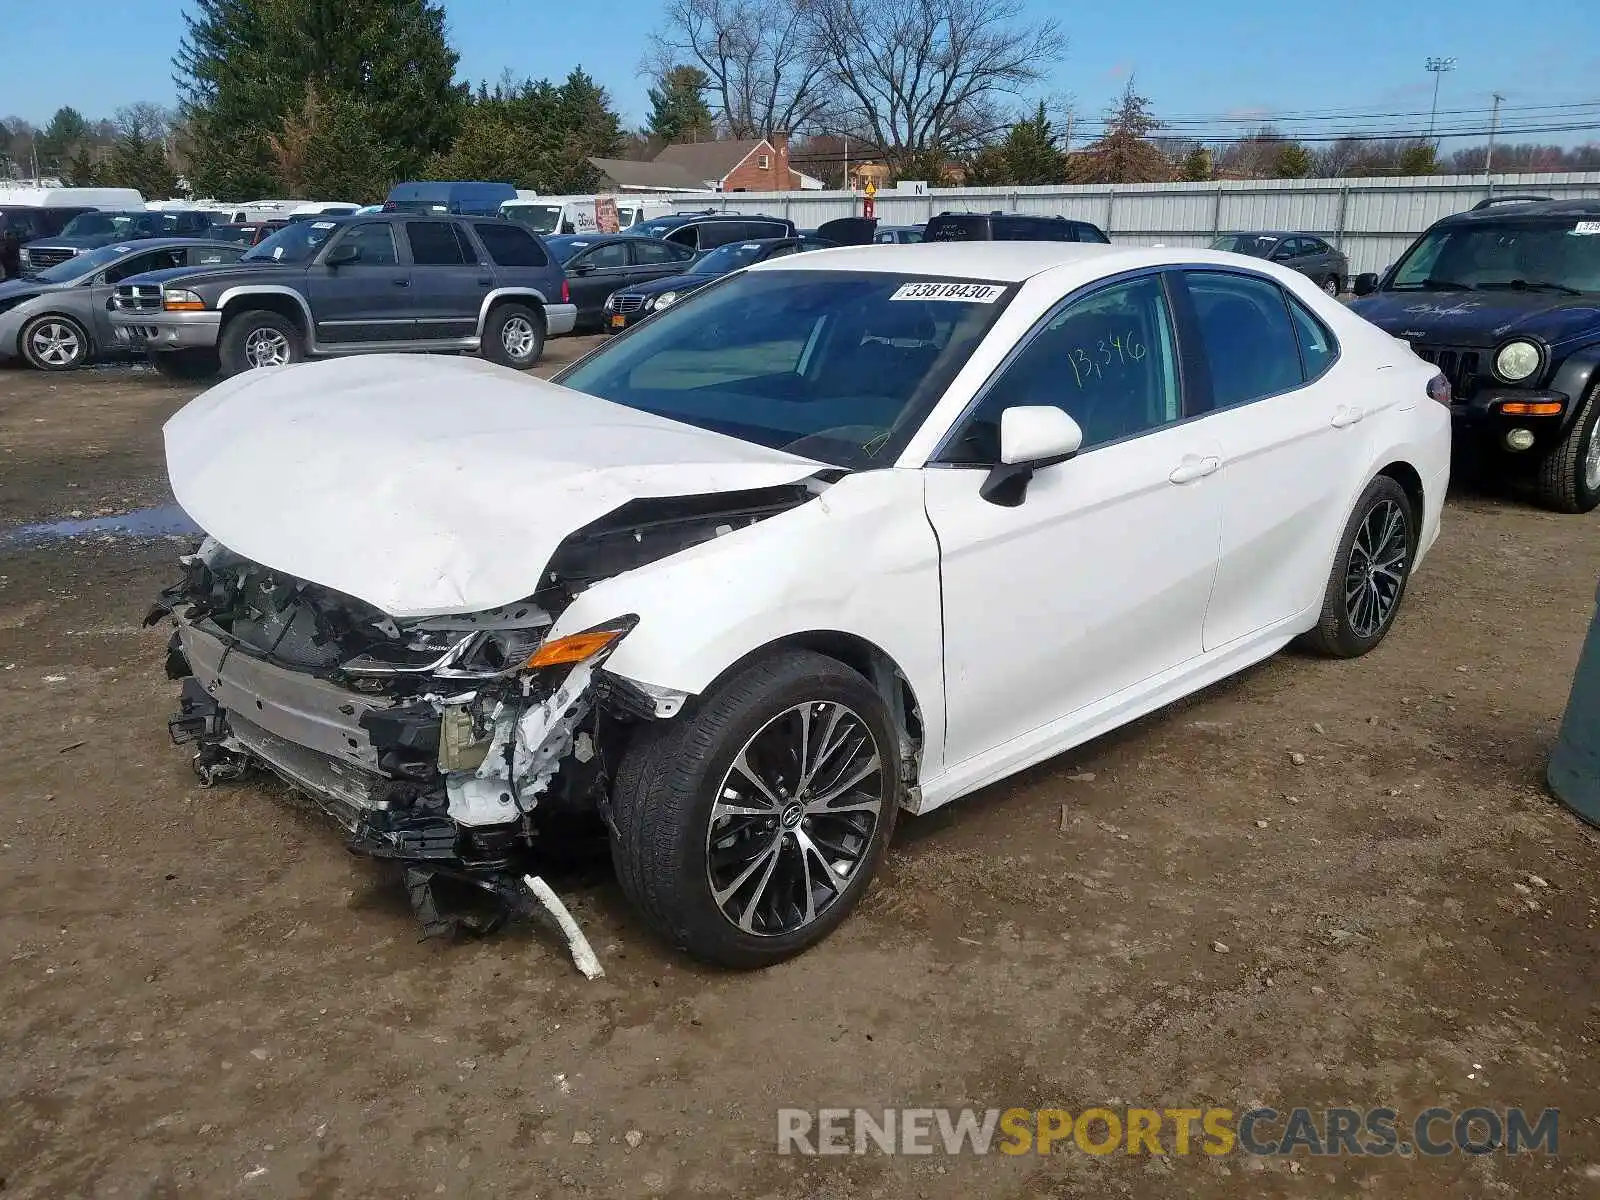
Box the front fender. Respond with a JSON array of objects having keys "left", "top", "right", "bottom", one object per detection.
[
  {"left": 1551, "top": 343, "right": 1600, "bottom": 431},
  {"left": 550, "top": 468, "right": 949, "bottom": 774}
]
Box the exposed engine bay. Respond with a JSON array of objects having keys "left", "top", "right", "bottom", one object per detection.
[{"left": 146, "top": 481, "right": 822, "bottom": 938}]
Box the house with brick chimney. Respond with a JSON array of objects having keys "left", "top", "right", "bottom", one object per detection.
[{"left": 589, "top": 133, "right": 808, "bottom": 194}]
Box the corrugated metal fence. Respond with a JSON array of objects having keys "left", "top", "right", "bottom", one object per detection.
[{"left": 665, "top": 172, "right": 1600, "bottom": 274}]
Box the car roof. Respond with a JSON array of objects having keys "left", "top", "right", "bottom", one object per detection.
[
  {"left": 746, "top": 241, "right": 1325, "bottom": 283},
  {"left": 1440, "top": 197, "right": 1600, "bottom": 224}
]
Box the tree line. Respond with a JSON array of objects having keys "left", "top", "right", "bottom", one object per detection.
[{"left": 2, "top": 0, "right": 1596, "bottom": 200}]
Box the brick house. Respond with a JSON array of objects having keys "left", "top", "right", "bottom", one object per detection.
[{"left": 589, "top": 134, "right": 803, "bottom": 194}]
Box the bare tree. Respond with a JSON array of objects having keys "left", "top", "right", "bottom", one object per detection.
[
  {"left": 647, "top": 0, "right": 835, "bottom": 139},
  {"left": 809, "top": 0, "right": 1064, "bottom": 162}
]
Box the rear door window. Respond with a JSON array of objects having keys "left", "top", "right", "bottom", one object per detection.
[
  {"left": 406, "top": 221, "right": 468, "bottom": 266},
  {"left": 1183, "top": 271, "right": 1306, "bottom": 407}
]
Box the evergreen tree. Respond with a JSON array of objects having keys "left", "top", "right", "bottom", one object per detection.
[
  {"left": 106, "top": 105, "right": 180, "bottom": 198},
  {"left": 1397, "top": 142, "right": 1439, "bottom": 175},
  {"left": 35, "top": 107, "right": 89, "bottom": 175},
  {"left": 1180, "top": 145, "right": 1212, "bottom": 181},
  {"left": 1273, "top": 141, "right": 1314, "bottom": 178},
  {"left": 1000, "top": 103, "right": 1067, "bottom": 184},
  {"left": 269, "top": 88, "right": 396, "bottom": 200},
  {"left": 176, "top": 0, "right": 465, "bottom": 199},
  {"left": 647, "top": 66, "right": 714, "bottom": 143}
]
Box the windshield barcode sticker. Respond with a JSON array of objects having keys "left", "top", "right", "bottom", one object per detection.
[
  {"left": 890, "top": 282, "right": 1006, "bottom": 303},
  {"left": 1571, "top": 221, "right": 1600, "bottom": 235}
]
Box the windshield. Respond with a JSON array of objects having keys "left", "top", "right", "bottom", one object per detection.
[
  {"left": 691, "top": 242, "right": 770, "bottom": 275},
  {"left": 558, "top": 270, "right": 1015, "bottom": 469},
  {"left": 242, "top": 219, "right": 342, "bottom": 263},
  {"left": 1211, "top": 234, "right": 1279, "bottom": 257},
  {"left": 34, "top": 243, "right": 145, "bottom": 283},
  {"left": 506, "top": 205, "right": 564, "bottom": 233},
  {"left": 58, "top": 211, "right": 167, "bottom": 239},
  {"left": 1388, "top": 218, "right": 1600, "bottom": 294}
]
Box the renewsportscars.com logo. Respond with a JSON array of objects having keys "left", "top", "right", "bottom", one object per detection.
[{"left": 776, "top": 1106, "right": 1559, "bottom": 1158}]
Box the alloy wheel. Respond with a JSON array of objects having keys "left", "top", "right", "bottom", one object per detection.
[
  {"left": 705, "top": 701, "right": 884, "bottom": 937},
  {"left": 1344, "top": 498, "right": 1410, "bottom": 639},
  {"left": 1322, "top": 277, "right": 1340, "bottom": 296},
  {"left": 243, "top": 326, "right": 291, "bottom": 368},
  {"left": 29, "top": 320, "right": 83, "bottom": 367},
  {"left": 501, "top": 315, "right": 538, "bottom": 360},
  {"left": 1584, "top": 422, "right": 1600, "bottom": 493}
]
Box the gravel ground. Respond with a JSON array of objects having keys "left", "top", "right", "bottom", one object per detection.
[{"left": 1, "top": 349, "right": 1598, "bottom": 1199}]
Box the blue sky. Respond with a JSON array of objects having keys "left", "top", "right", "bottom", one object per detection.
[{"left": 2, "top": 0, "right": 1597, "bottom": 146}]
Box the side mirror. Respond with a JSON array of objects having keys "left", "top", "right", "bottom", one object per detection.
[
  {"left": 1352, "top": 272, "right": 1379, "bottom": 297},
  {"left": 981, "top": 406, "right": 1084, "bottom": 507},
  {"left": 326, "top": 244, "right": 360, "bottom": 267}
]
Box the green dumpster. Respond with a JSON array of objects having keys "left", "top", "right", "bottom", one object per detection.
[{"left": 1548, "top": 581, "right": 1600, "bottom": 827}]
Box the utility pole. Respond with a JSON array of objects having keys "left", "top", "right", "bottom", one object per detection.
[
  {"left": 1484, "top": 92, "right": 1504, "bottom": 176},
  {"left": 1425, "top": 57, "right": 1457, "bottom": 147},
  {"left": 843, "top": 134, "right": 849, "bottom": 190}
]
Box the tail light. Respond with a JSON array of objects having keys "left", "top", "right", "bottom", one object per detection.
[
  {"left": 1426, "top": 373, "right": 1451, "bottom": 407},
  {"left": 560, "top": 279, "right": 569, "bottom": 304}
]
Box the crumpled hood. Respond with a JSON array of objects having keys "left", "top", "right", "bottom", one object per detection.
[
  {"left": 1351, "top": 290, "right": 1600, "bottom": 349},
  {"left": 163, "top": 353, "right": 824, "bottom": 618}
]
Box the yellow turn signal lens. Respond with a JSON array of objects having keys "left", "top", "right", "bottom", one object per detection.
[
  {"left": 524, "top": 629, "right": 626, "bottom": 670},
  {"left": 163, "top": 299, "right": 205, "bottom": 311},
  {"left": 1498, "top": 401, "right": 1562, "bottom": 416}
]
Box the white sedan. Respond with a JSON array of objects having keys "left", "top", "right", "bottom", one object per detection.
[{"left": 153, "top": 242, "right": 1451, "bottom": 967}]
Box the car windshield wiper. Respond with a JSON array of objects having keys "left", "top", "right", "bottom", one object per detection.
[
  {"left": 1477, "top": 279, "right": 1584, "bottom": 296},
  {"left": 1389, "top": 279, "right": 1478, "bottom": 291}
]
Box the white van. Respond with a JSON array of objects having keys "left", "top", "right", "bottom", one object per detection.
[
  {"left": 501, "top": 195, "right": 675, "bottom": 235},
  {"left": 0, "top": 186, "right": 145, "bottom": 210}
]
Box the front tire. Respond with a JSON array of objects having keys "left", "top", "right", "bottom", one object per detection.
[
  {"left": 1321, "top": 275, "right": 1342, "bottom": 297},
  {"left": 482, "top": 303, "right": 545, "bottom": 369},
  {"left": 20, "top": 313, "right": 90, "bottom": 371},
  {"left": 1300, "top": 474, "right": 1416, "bottom": 657},
  {"left": 1533, "top": 389, "right": 1600, "bottom": 514},
  {"left": 610, "top": 650, "right": 899, "bottom": 968},
  {"left": 218, "top": 310, "right": 302, "bottom": 377}
]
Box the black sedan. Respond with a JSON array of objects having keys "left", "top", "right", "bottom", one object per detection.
[
  {"left": 545, "top": 233, "right": 698, "bottom": 330},
  {"left": 602, "top": 237, "right": 815, "bottom": 331}
]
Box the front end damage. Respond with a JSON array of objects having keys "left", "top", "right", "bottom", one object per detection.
[{"left": 147, "top": 483, "right": 819, "bottom": 938}]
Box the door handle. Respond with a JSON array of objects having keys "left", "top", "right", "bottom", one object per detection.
[
  {"left": 1330, "top": 405, "right": 1365, "bottom": 428},
  {"left": 392, "top": 278, "right": 410, "bottom": 287},
  {"left": 1168, "top": 455, "right": 1220, "bottom": 484}
]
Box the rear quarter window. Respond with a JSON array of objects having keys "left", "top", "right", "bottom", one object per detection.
[{"left": 473, "top": 222, "right": 550, "bottom": 268}]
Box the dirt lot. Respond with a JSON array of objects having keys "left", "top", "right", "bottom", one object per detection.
[{"left": 2, "top": 348, "right": 1598, "bottom": 1200}]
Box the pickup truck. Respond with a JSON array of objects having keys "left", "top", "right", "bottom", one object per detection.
[{"left": 108, "top": 213, "right": 576, "bottom": 379}]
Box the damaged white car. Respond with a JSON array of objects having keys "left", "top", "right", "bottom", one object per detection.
[{"left": 149, "top": 243, "right": 1451, "bottom": 967}]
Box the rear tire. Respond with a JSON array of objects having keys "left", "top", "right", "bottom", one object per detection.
[
  {"left": 218, "top": 310, "right": 302, "bottom": 377},
  {"left": 1533, "top": 389, "right": 1600, "bottom": 514},
  {"left": 149, "top": 348, "right": 221, "bottom": 383},
  {"left": 609, "top": 650, "right": 899, "bottom": 968},
  {"left": 481, "top": 303, "right": 545, "bottom": 369},
  {"left": 1321, "top": 275, "right": 1341, "bottom": 297},
  {"left": 20, "top": 313, "right": 90, "bottom": 371},
  {"left": 1299, "top": 474, "right": 1416, "bottom": 658}
]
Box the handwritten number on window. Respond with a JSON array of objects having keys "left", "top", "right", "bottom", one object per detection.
[{"left": 1066, "top": 329, "right": 1146, "bottom": 387}]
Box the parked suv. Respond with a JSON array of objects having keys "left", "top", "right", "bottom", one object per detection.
[
  {"left": 21, "top": 209, "right": 219, "bottom": 272},
  {"left": 1349, "top": 197, "right": 1600, "bottom": 513},
  {"left": 922, "top": 211, "right": 1110, "bottom": 243},
  {"left": 108, "top": 213, "right": 576, "bottom": 379},
  {"left": 630, "top": 210, "right": 797, "bottom": 252},
  {"left": 1211, "top": 231, "right": 1347, "bottom": 296},
  {"left": 1, "top": 206, "right": 95, "bottom": 280}
]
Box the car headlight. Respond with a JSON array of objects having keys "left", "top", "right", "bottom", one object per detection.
[
  {"left": 652, "top": 291, "right": 678, "bottom": 310},
  {"left": 18, "top": 249, "right": 32, "bottom": 265},
  {"left": 522, "top": 617, "right": 637, "bottom": 671},
  {"left": 162, "top": 289, "right": 206, "bottom": 312},
  {"left": 603, "top": 294, "right": 615, "bottom": 311},
  {"left": 1494, "top": 339, "right": 1541, "bottom": 383}
]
